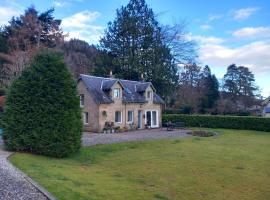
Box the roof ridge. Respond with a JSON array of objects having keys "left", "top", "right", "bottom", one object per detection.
[
  {"left": 80, "top": 74, "right": 150, "bottom": 83},
  {"left": 81, "top": 74, "right": 115, "bottom": 80}
]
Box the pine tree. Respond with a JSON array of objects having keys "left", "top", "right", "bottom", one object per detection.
[
  {"left": 223, "top": 64, "right": 258, "bottom": 101},
  {"left": 2, "top": 50, "right": 82, "bottom": 157},
  {"left": 199, "top": 65, "right": 219, "bottom": 112},
  {"left": 100, "top": 0, "right": 179, "bottom": 99}
]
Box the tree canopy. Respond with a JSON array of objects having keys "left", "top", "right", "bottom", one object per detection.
[
  {"left": 99, "top": 0, "right": 195, "bottom": 99},
  {"left": 0, "top": 6, "right": 64, "bottom": 87},
  {"left": 2, "top": 50, "right": 82, "bottom": 157}
]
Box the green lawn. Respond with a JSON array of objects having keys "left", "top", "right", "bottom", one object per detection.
[{"left": 10, "top": 129, "right": 270, "bottom": 200}]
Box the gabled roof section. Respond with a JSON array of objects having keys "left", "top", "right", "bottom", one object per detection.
[
  {"left": 78, "top": 75, "right": 113, "bottom": 104},
  {"left": 78, "top": 74, "right": 164, "bottom": 104},
  {"left": 135, "top": 82, "right": 156, "bottom": 92},
  {"left": 262, "top": 96, "right": 270, "bottom": 106},
  {"left": 264, "top": 107, "right": 270, "bottom": 113},
  {"left": 101, "top": 80, "right": 117, "bottom": 90}
]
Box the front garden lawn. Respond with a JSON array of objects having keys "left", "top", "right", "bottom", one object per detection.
[{"left": 10, "top": 129, "right": 270, "bottom": 200}]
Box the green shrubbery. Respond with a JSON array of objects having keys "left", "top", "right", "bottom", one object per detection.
[
  {"left": 163, "top": 114, "right": 270, "bottom": 132},
  {"left": 0, "top": 88, "right": 6, "bottom": 96},
  {"left": 2, "top": 50, "right": 82, "bottom": 157}
]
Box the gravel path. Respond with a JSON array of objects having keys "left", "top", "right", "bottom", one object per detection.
[
  {"left": 83, "top": 129, "right": 190, "bottom": 146},
  {"left": 0, "top": 149, "right": 48, "bottom": 200}
]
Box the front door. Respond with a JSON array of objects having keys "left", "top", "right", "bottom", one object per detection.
[
  {"left": 146, "top": 111, "right": 151, "bottom": 127},
  {"left": 145, "top": 110, "right": 159, "bottom": 128},
  {"left": 138, "top": 110, "right": 143, "bottom": 129}
]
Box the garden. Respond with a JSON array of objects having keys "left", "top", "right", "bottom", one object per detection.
[{"left": 10, "top": 128, "right": 270, "bottom": 200}]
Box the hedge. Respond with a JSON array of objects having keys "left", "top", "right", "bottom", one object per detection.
[{"left": 163, "top": 114, "right": 270, "bottom": 132}]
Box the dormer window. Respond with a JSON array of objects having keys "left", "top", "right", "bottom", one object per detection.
[
  {"left": 147, "top": 91, "right": 152, "bottom": 100},
  {"left": 113, "top": 88, "right": 120, "bottom": 98}
]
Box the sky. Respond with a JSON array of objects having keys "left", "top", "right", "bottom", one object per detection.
[{"left": 0, "top": 0, "right": 270, "bottom": 97}]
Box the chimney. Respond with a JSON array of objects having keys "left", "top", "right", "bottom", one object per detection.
[
  {"left": 140, "top": 73, "right": 144, "bottom": 81},
  {"left": 109, "top": 70, "right": 114, "bottom": 78}
]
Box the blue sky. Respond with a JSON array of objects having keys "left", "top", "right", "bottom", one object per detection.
[{"left": 0, "top": 0, "right": 270, "bottom": 97}]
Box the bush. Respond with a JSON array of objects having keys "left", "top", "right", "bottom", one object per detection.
[
  {"left": 163, "top": 114, "right": 270, "bottom": 132},
  {"left": 163, "top": 106, "right": 193, "bottom": 115},
  {"left": 187, "top": 130, "right": 216, "bottom": 137},
  {"left": 2, "top": 50, "right": 82, "bottom": 157},
  {"left": 0, "top": 88, "right": 6, "bottom": 96}
]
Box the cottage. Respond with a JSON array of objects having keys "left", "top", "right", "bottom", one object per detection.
[
  {"left": 262, "top": 96, "right": 270, "bottom": 117},
  {"left": 77, "top": 74, "right": 164, "bottom": 132}
]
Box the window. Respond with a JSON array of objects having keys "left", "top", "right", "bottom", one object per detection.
[
  {"left": 127, "top": 110, "right": 134, "bottom": 123},
  {"left": 113, "top": 88, "right": 120, "bottom": 98},
  {"left": 147, "top": 91, "right": 152, "bottom": 99},
  {"left": 80, "top": 94, "right": 84, "bottom": 107},
  {"left": 83, "top": 112, "right": 88, "bottom": 124},
  {"left": 115, "top": 111, "right": 122, "bottom": 123}
]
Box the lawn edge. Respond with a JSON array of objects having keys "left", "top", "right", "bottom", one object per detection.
[{"left": 7, "top": 153, "right": 58, "bottom": 200}]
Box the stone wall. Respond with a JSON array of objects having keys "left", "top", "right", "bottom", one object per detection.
[{"left": 77, "top": 80, "right": 99, "bottom": 132}]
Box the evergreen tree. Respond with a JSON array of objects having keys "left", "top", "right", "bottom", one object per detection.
[
  {"left": 2, "top": 50, "right": 82, "bottom": 157},
  {"left": 100, "top": 0, "right": 179, "bottom": 99},
  {"left": 223, "top": 64, "right": 239, "bottom": 99},
  {"left": 223, "top": 64, "right": 258, "bottom": 100},
  {"left": 199, "top": 65, "right": 219, "bottom": 112}
]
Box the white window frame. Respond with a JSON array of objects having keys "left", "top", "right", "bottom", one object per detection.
[
  {"left": 127, "top": 110, "right": 134, "bottom": 123},
  {"left": 147, "top": 91, "right": 152, "bottom": 100},
  {"left": 83, "top": 112, "right": 89, "bottom": 124},
  {"left": 115, "top": 111, "right": 122, "bottom": 123},
  {"left": 80, "top": 94, "right": 84, "bottom": 107},
  {"left": 113, "top": 88, "right": 121, "bottom": 99},
  {"left": 144, "top": 110, "right": 159, "bottom": 128}
]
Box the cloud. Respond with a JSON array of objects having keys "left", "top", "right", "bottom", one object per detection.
[
  {"left": 200, "top": 24, "right": 212, "bottom": 31},
  {"left": 53, "top": 0, "right": 83, "bottom": 8},
  {"left": 231, "top": 7, "right": 259, "bottom": 21},
  {"left": 0, "top": 6, "right": 21, "bottom": 26},
  {"left": 61, "top": 10, "right": 103, "bottom": 44},
  {"left": 208, "top": 14, "right": 223, "bottom": 21},
  {"left": 198, "top": 40, "right": 270, "bottom": 74},
  {"left": 65, "top": 25, "right": 104, "bottom": 44},
  {"left": 188, "top": 34, "right": 225, "bottom": 44},
  {"left": 53, "top": 1, "right": 69, "bottom": 7},
  {"left": 232, "top": 27, "right": 270, "bottom": 39},
  {"left": 61, "top": 10, "right": 100, "bottom": 28}
]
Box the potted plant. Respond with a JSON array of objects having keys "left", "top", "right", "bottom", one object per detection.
[
  {"left": 115, "top": 126, "right": 120, "bottom": 133},
  {"left": 145, "top": 123, "right": 149, "bottom": 129},
  {"left": 102, "top": 110, "right": 107, "bottom": 119}
]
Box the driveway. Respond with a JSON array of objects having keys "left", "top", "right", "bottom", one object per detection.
[
  {"left": 82, "top": 128, "right": 190, "bottom": 146},
  {"left": 1, "top": 132, "right": 50, "bottom": 199}
]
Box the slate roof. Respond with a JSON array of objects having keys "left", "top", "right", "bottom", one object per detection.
[
  {"left": 264, "top": 107, "right": 270, "bottom": 113},
  {"left": 262, "top": 96, "right": 270, "bottom": 106},
  {"left": 79, "top": 74, "right": 165, "bottom": 104}
]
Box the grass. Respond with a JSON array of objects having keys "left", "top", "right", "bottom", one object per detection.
[{"left": 10, "top": 129, "right": 270, "bottom": 200}]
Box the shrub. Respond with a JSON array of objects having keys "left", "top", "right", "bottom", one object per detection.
[
  {"left": 0, "top": 87, "right": 6, "bottom": 96},
  {"left": 2, "top": 50, "right": 82, "bottom": 157},
  {"left": 163, "top": 114, "right": 270, "bottom": 132},
  {"left": 187, "top": 130, "right": 216, "bottom": 137},
  {"left": 163, "top": 106, "right": 193, "bottom": 115}
]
